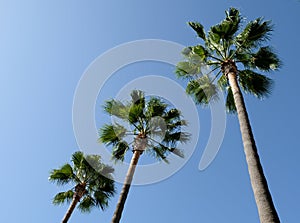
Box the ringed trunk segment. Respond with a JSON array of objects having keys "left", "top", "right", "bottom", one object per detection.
[
  {"left": 111, "top": 136, "right": 146, "bottom": 223},
  {"left": 61, "top": 183, "right": 86, "bottom": 223},
  {"left": 223, "top": 62, "right": 280, "bottom": 223}
]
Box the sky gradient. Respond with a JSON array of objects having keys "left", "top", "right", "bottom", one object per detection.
[{"left": 0, "top": 0, "right": 299, "bottom": 222}]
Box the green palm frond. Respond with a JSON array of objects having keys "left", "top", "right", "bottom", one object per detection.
[
  {"left": 71, "top": 151, "right": 85, "bottom": 170},
  {"left": 225, "top": 86, "right": 237, "bottom": 113},
  {"left": 251, "top": 46, "right": 281, "bottom": 71},
  {"left": 112, "top": 141, "right": 129, "bottom": 161},
  {"left": 53, "top": 190, "right": 74, "bottom": 205},
  {"left": 150, "top": 145, "right": 168, "bottom": 161},
  {"left": 210, "top": 7, "right": 241, "bottom": 42},
  {"left": 93, "top": 190, "right": 109, "bottom": 210},
  {"left": 186, "top": 75, "right": 219, "bottom": 105},
  {"left": 130, "top": 90, "right": 145, "bottom": 107},
  {"left": 176, "top": 45, "right": 210, "bottom": 76},
  {"left": 206, "top": 8, "right": 241, "bottom": 58},
  {"left": 167, "top": 120, "right": 188, "bottom": 132},
  {"left": 78, "top": 196, "right": 95, "bottom": 212},
  {"left": 147, "top": 144, "right": 184, "bottom": 162},
  {"left": 163, "top": 131, "right": 190, "bottom": 145},
  {"left": 236, "top": 18, "right": 273, "bottom": 49},
  {"left": 236, "top": 47, "right": 281, "bottom": 71},
  {"left": 128, "top": 104, "right": 145, "bottom": 125},
  {"left": 145, "top": 97, "right": 167, "bottom": 119},
  {"left": 97, "top": 165, "right": 115, "bottom": 178},
  {"left": 217, "top": 74, "right": 228, "bottom": 90},
  {"left": 163, "top": 109, "right": 181, "bottom": 122},
  {"left": 188, "top": 21, "right": 206, "bottom": 40},
  {"left": 238, "top": 70, "right": 273, "bottom": 98},
  {"left": 192, "top": 45, "right": 210, "bottom": 61},
  {"left": 176, "top": 61, "right": 202, "bottom": 78},
  {"left": 99, "top": 124, "right": 128, "bottom": 146},
  {"left": 49, "top": 164, "right": 75, "bottom": 185},
  {"left": 103, "top": 99, "right": 129, "bottom": 120}
]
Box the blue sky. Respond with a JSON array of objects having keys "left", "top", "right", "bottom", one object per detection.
[{"left": 0, "top": 0, "right": 299, "bottom": 222}]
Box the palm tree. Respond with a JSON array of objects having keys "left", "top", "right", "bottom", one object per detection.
[
  {"left": 176, "top": 8, "right": 281, "bottom": 223},
  {"left": 99, "top": 90, "right": 190, "bottom": 223},
  {"left": 49, "top": 151, "right": 115, "bottom": 223}
]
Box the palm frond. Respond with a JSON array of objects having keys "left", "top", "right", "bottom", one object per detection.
[
  {"left": 163, "top": 131, "right": 190, "bottom": 145},
  {"left": 217, "top": 74, "right": 228, "bottom": 90},
  {"left": 163, "top": 108, "right": 181, "bottom": 122},
  {"left": 206, "top": 7, "right": 240, "bottom": 57},
  {"left": 176, "top": 61, "right": 202, "bottom": 78},
  {"left": 53, "top": 190, "right": 74, "bottom": 205},
  {"left": 78, "top": 196, "right": 95, "bottom": 212},
  {"left": 168, "top": 147, "right": 184, "bottom": 158},
  {"left": 176, "top": 45, "right": 210, "bottom": 79},
  {"left": 145, "top": 97, "right": 167, "bottom": 119},
  {"left": 103, "top": 99, "right": 129, "bottom": 120},
  {"left": 211, "top": 7, "right": 241, "bottom": 41},
  {"left": 226, "top": 86, "right": 237, "bottom": 113},
  {"left": 99, "top": 124, "right": 127, "bottom": 146},
  {"left": 186, "top": 75, "right": 219, "bottom": 105},
  {"left": 192, "top": 45, "right": 210, "bottom": 61},
  {"left": 128, "top": 90, "right": 146, "bottom": 124},
  {"left": 188, "top": 21, "right": 206, "bottom": 40},
  {"left": 236, "top": 18, "right": 273, "bottom": 49},
  {"left": 127, "top": 104, "right": 144, "bottom": 127},
  {"left": 166, "top": 120, "right": 188, "bottom": 132},
  {"left": 251, "top": 46, "right": 281, "bottom": 71},
  {"left": 71, "top": 151, "right": 85, "bottom": 170},
  {"left": 112, "top": 141, "right": 129, "bottom": 161},
  {"left": 49, "top": 164, "right": 75, "bottom": 185},
  {"left": 150, "top": 145, "right": 168, "bottom": 161},
  {"left": 238, "top": 69, "right": 273, "bottom": 98},
  {"left": 130, "top": 90, "right": 145, "bottom": 107},
  {"left": 93, "top": 190, "right": 109, "bottom": 210}
]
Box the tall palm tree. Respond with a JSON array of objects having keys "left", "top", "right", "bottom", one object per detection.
[
  {"left": 176, "top": 8, "right": 281, "bottom": 223},
  {"left": 99, "top": 90, "right": 190, "bottom": 223},
  {"left": 49, "top": 151, "right": 115, "bottom": 223}
]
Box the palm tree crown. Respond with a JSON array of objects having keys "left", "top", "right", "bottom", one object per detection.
[
  {"left": 176, "top": 7, "right": 281, "bottom": 111},
  {"left": 99, "top": 90, "right": 190, "bottom": 161},
  {"left": 99, "top": 90, "right": 190, "bottom": 223},
  {"left": 49, "top": 151, "right": 115, "bottom": 213}
]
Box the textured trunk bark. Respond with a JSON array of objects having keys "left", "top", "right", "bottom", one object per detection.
[
  {"left": 227, "top": 70, "right": 280, "bottom": 223},
  {"left": 111, "top": 149, "right": 142, "bottom": 223},
  {"left": 61, "top": 195, "right": 80, "bottom": 223},
  {"left": 61, "top": 183, "right": 86, "bottom": 223}
]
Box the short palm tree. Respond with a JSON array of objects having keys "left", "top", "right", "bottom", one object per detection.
[
  {"left": 99, "top": 90, "right": 190, "bottom": 223},
  {"left": 176, "top": 8, "right": 281, "bottom": 223},
  {"left": 49, "top": 151, "right": 115, "bottom": 223}
]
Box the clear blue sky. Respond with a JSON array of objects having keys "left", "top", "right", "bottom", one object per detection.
[{"left": 0, "top": 0, "right": 299, "bottom": 222}]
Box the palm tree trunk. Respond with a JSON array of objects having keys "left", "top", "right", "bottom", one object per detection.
[
  {"left": 227, "top": 70, "right": 280, "bottom": 223},
  {"left": 61, "top": 183, "right": 86, "bottom": 223},
  {"left": 111, "top": 150, "right": 142, "bottom": 223},
  {"left": 61, "top": 194, "right": 80, "bottom": 223}
]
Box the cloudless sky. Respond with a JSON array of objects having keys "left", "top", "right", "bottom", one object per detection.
[{"left": 0, "top": 0, "right": 299, "bottom": 222}]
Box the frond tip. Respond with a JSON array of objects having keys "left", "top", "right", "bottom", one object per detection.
[
  {"left": 188, "top": 22, "right": 206, "bottom": 40},
  {"left": 238, "top": 70, "right": 273, "bottom": 98}
]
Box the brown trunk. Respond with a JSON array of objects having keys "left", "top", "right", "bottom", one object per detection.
[
  {"left": 111, "top": 146, "right": 143, "bottom": 223},
  {"left": 61, "top": 183, "right": 86, "bottom": 223},
  {"left": 111, "top": 135, "right": 147, "bottom": 223},
  {"left": 225, "top": 62, "right": 280, "bottom": 223}
]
